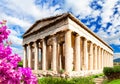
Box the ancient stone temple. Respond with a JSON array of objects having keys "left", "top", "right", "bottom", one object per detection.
[{"left": 22, "top": 13, "right": 113, "bottom": 77}]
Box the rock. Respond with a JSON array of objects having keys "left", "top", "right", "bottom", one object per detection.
[{"left": 61, "top": 74, "right": 66, "bottom": 78}]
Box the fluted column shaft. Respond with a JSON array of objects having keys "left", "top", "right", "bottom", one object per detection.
[
  {"left": 111, "top": 54, "right": 113, "bottom": 67},
  {"left": 108, "top": 53, "right": 109, "bottom": 67},
  {"left": 23, "top": 45, "right": 27, "bottom": 67},
  {"left": 98, "top": 47, "right": 101, "bottom": 69},
  {"left": 101, "top": 49, "right": 104, "bottom": 69},
  {"left": 28, "top": 43, "right": 32, "bottom": 68},
  {"left": 83, "top": 38, "right": 88, "bottom": 70},
  {"left": 104, "top": 51, "right": 106, "bottom": 67},
  {"left": 42, "top": 39, "right": 46, "bottom": 70},
  {"left": 94, "top": 45, "right": 97, "bottom": 70},
  {"left": 52, "top": 37, "right": 57, "bottom": 71},
  {"left": 34, "top": 42, "right": 39, "bottom": 70},
  {"left": 106, "top": 52, "right": 108, "bottom": 67},
  {"left": 75, "top": 34, "right": 81, "bottom": 71},
  {"left": 103, "top": 50, "right": 106, "bottom": 67},
  {"left": 65, "top": 30, "right": 73, "bottom": 72},
  {"left": 105, "top": 51, "right": 107, "bottom": 67},
  {"left": 90, "top": 42, "right": 93, "bottom": 70}
]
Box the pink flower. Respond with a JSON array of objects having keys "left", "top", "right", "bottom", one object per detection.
[{"left": 0, "top": 20, "right": 37, "bottom": 84}]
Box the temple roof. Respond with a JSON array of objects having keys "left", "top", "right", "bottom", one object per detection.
[
  {"left": 23, "top": 13, "right": 69, "bottom": 37},
  {"left": 23, "top": 13, "right": 113, "bottom": 51}
]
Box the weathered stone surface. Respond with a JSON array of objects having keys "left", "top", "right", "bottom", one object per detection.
[{"left": 23, "top": 13, "right": 113, "bottom": 77}]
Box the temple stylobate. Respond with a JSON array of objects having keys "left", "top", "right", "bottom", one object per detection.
[{"left": 22, "top": 13, "right": 113, "bottom": 77}]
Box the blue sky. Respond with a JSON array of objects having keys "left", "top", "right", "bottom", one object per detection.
[{"left": 0, "top": 0, "right": 120, "bottom": 59}]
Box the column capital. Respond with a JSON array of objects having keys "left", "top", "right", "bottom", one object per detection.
[
  {"left": 83, "top": 37, "right": 88, "bottom": 42},
  {"left": 76, "top": 33, "right": 81, "bottom": 37},
  {"left": 65, "top": 29, "right": 72, "bottom": 32},
  {"left": 23, "top": 44, "right": 28, "bottom": 47}
]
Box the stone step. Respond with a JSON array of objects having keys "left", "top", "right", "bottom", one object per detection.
[{"left": 94, "top": 78, "right": 104, "bottom": 84}]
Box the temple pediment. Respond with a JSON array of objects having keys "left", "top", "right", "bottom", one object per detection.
[{"left": 23, "top": 13, "right": 69, "bottom": 37}]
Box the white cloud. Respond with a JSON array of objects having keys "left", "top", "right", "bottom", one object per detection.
[
  {"left": 0, "top": 0, "right": 62, "bottom": 29},
  {"left": 97, "top": 27, "right": 120, "bottom": 45},
  {"left": 0, "top": 0, "right": 120, "bottom": 56},
  {"left": 0, "top": 0, "right": 63, "bottom": 57},
  {"left": 91, "top": 10, "right": 101, "bottom": 17},
  {"left": 114, "top": 53, "right": 120, "bottom": 59},
  {"left": 64, "top": 0, "right": 120, "bottom": 46},
  {"left": 9, "top": 35, "right": 22, "bottom": 46},
  {"left": 64, "top": 0, "right": 93, "bottom": 18},
  {"left": 101, "top": 0, "right": 116, "bottom": 24},
  {"left": 11, "top": 46, "right": 23, "bottom": 59}
]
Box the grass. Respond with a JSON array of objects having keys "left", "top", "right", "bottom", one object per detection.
[
  {"left": 38, "top": 77, "right": 95, "bottom": 84},
  {"left": 90, "top": 73, "right": 104, "bottom": 78},
  {"left": 103, "top": 79, "right": 120, "bottom": 84},
  {"left": 37, "top": 73, "right": 104, "bottom": 84}
]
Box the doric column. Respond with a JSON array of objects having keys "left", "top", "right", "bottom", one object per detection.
[
  {"left": 108, "top": 53, "right": 109, "bottom": 67},
  {"left": 105, "top": 51, "right": 107, "bottom": 67},
  {"left": 52, "top": 37, "right": 57, "bottom": 71},
  {"left": 94, "top": 45, "right": 97, "bottom": 70},
  {"left": 34, "top": 41, "right": 39, "bottom": 70},
  {"left": 108, "top": 52, "right": 109, "bottom": 67},
  {"left": 83, "top": 38, "right": 88, "bottom": 70},
  {"left": 106, "top": 52, "right": 108, "bottom": 67},
  {"left": 104, "top": 51, "right": 106, "bottom": 67},
  {"left": 57, "top": 44, "right": 61, "bottom": 71},
  {"left": 109, "top": 54, "right": 112, "bottom": 67},
  {"left": 108, "top": 52, "right": 110, "bottom": 67},
  {"left": 42, "top": 39, "right": 46, "bottom": 70},
  {"left": 23, "top": 45, "right": 27, "bottom": 67},
  {"left": 75, "top": 34, "right": 81, "bottom": 71},
  {"left": 103, "top": 50, "right": 105, "bottom": 67},
  {"left": 109, "top": 53, "right": 111, "bottom": 67},
  {"left": 98, "top": 47, "right": 101, "bottom": 70},
  {"left": 46, "top": 45, "right": 52, "bottom": 70},
  {"left": 101, "top": 49, "right": 104, "bottom": 69},
  {"left": 65, "top": 30, "right": 73, "bottom": 72},
  {"left": 110, "top": 54, "right": 112, "bottom": 67},
  {"left": 90, "top": 42, "right": 93, "bottom": 70},
  {"left": 28, "top": 43, "right": 32, "bottom": 68},
  {"left": 111, "top": 54, "right": 113, "bottom": 67}
]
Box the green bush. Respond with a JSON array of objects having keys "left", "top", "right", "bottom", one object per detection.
[
  {"left": 103, "top": 67, "right": 114, "bottom": 76},
  {"left": 103, "top": 66, "right": 120, "bottom": 80},
  {"left": 18, "top": 61, "right": 23, "bottom": 67},
  {"left": 113, "top": 66, "right": 120, "bottom": 73}
]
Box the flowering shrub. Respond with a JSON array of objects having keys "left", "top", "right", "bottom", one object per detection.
[{"left": 0, "top": 20, "right": 37, "bottom": 84}]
